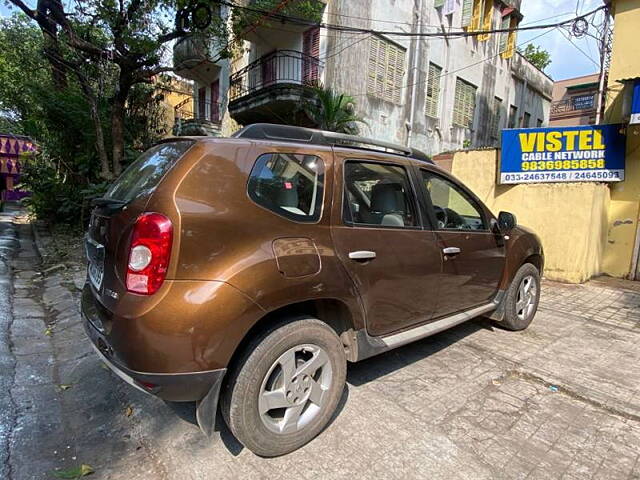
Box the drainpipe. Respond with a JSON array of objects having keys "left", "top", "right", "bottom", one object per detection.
[{"left": 406, "top": 0, "right": 423, "bottom": 147}]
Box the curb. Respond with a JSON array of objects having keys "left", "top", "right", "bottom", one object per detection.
[{"left": 30, "top": 220, "right": 46, "bottom": 264}]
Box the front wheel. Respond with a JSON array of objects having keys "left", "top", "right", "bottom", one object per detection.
[
  {"left": 220, "top": 317, "right": 346, "bottom": 457},
  {"left": 500, "top": 263, "right": 541, "bottom": 331}
]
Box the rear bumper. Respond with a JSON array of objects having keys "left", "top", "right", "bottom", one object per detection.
[{"left": 81, "top": 285, "right": 226, "bottom": 402}]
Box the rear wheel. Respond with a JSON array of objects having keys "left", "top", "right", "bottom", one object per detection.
[
  {"left": 221, "top": 317, "right": 346, "bottom": 457},
  {"left": 500, "top": 263, "right": 541, "bottom": 331}
]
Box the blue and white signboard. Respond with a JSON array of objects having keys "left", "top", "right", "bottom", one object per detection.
[
  {"left": 631, "top": 79, "right": 640, "bottom": 125},
  {"left": 500, "top": 124, "right": 626, "bottom": 184}
]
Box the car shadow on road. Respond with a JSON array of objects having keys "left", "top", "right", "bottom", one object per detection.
[
  {"left": 346, "top": 317, "right": 494, "bottom": 387},
  {"left": 163, "top": 381, "right": 351, "bottom": 457}
]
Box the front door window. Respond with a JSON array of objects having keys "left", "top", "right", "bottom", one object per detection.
[{"left": 420, "top": 169, "right": 504, "bottom": 317}]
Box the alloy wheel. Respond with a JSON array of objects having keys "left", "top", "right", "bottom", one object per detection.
[
  {"left": 258, "top": 344, "right": 333, "bottom": 434},
  {"left": 516, "top": 275, "right": 537, "bottom": 321}
]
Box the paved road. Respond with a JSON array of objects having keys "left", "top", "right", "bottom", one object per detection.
[{"left": 1, "top": 207, "right": 640, "bottom": 479}]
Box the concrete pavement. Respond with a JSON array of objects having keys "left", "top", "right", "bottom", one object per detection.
[{"left": 1, "top": 206, "right": 639, "bottom": 479}]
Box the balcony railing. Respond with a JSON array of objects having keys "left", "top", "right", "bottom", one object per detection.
[
  {"left": 551, "top": 95, "right": 596, "bottom": 115},
  {"left": 175, "top": 102, "right": 222, "bottom": 124},
  {"left": 229, "top": 50, "right": 323, "bottom": 102}
]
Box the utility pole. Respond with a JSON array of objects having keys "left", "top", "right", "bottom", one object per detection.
[{"left": 595, "top": 7, "right": 611, "bottom": 124}]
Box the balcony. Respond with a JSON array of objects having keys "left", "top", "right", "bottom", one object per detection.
[
  {"left": 550, "top": 94, "right": 597, "bottom": 118},
  {"left": 173, "top": 34, "right": 225, "bottom": 82},
  {"left": 173, "top": 102, "right": 222, "bottom": 136},
  {"left": 228, "top": 50, "right": 323, "bottom": 125}
]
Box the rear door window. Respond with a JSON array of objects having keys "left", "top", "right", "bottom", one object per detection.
[
  {"left": 104, "top": 141, "right": 194, "bottom": 203},
  {"left": 343, "top": 161, "right": 418, "bottom": 228},
  {"left": 248, "top": 153, "right": 324, "bottom": 222}
]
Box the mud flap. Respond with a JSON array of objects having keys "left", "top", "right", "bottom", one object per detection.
[
  {"left": 487, "top": 290, "right": 506, "bottom": 321},
  {"left": 195, "top": 372, "right": 225, "bottom": 438}
]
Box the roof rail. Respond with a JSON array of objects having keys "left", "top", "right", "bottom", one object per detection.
[{"left": 232, "top": 123, "right": 433, "bottom": 164}]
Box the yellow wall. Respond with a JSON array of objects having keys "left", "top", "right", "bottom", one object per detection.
[
  {"left": 448, "top": 150, "right": 610, "bottom": 283},
  {"left": 156, "top": 77, "right": 193, "bottom": 137},
  {"left": 602, "top": 0, "right": 640, "bottom": 278}
]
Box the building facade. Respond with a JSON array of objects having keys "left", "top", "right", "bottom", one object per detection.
[
  {"left": 0, "top": 135, "right": 35, "bottom": 202},
  {"left": 174, "top": 0, "right": 553, "bottom": 157},
  {"left": 601, "top": 0, "right": 640, "bottom": 279},
  {"left": 549, "top": 73, "right": 600, "bottom": 126}
]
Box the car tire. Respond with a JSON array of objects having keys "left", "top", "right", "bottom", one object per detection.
[
  {"left": 500, "top": 263, "right": 541, "bottom": 331},
  {"left": 220, "top": 316, "right": 346, "bottom": 457}
]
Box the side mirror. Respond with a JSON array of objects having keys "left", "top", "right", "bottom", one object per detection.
[{"left": 498, "top": 211, "right": 517, "bottom": 231}]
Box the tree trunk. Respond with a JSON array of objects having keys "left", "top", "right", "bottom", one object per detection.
[
  {"left": 111, "top": 96, "right": 126, "bottom": 177},
  {"left": 91, "top": 102, "right": 111, "bottom": 180}
]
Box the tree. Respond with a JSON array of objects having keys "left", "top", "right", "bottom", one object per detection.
[
  {"left": 6, "top": 0, "right": 226, "bottom": 179},
  {"left": 518, "top": 44, "right": 552, "bottom": 72},
  {"left": 0, "top": 13, "right": 168, "bottom": 224},
  {"left": 302, "top": 86, "right": 366, "bottom": 135}
]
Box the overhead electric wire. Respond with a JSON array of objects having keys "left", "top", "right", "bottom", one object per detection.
[
  {"left": 220, "top": 0, "right": 606, "bottom": 40},
  {"left": 557, "top": 26, "right": 600, "bottom": 67},
  {"left": 349, "top": 27, "right": 556, "bottom": 98}
]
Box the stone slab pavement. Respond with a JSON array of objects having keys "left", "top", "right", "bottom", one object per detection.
[{"left": 1, "top": 206, "right": 639, "bottom": 479}]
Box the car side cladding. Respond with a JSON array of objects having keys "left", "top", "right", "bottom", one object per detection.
[{"left": 172, "top": 139, "right": 365, "bottom": 366}]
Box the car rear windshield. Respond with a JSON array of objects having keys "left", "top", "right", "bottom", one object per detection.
[{"left": 104, "top": 141, "right": 194, "bottom": 203}]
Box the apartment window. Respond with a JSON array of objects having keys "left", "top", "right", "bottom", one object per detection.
[
  {"left": 508, "top": 105, "right": 517, "bottom": 128},
  {"left": 499, "top": 13, "right": 517, "bottom": 59},
  {"left": 536, "top": 118, "right": 543, "bottom": 128},
  {"left": 462, "top": 0, "right": 474, "bottom": 27},
  {"left": 453, "top": 78, "right": 477, "bottom": 128},
  {"left": 367, "top": 36, "right": 406, "bottom": 104},
  {"left": 425, "top": 63, "right": 442, "bottom": 118},
  {"left": 479, "top": 0, "right": 494, "bottom": 40},
  {"left": 522, "top": 112, "right": 531, "bottom": 128},
  {"left": 490, "top": 97, "right": 502, "bottom": 138}
]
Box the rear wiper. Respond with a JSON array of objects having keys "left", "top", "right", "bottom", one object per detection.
[{"left": 91, "top": 197, "right": 126, "bottom": 207}]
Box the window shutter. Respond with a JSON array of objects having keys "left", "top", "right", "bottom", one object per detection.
[
  {"left": 453, "top": 78, "right": 476, "bottom": 127},
  {"left": 499, "top": 15, "right": 510, "bottom": 52},
  {"left": 461, "top": 0, "right": 474, "bottom": 27},
  {"left": 367, "top": 36, "right": 405, "bottom": 104},
  {"left": 478, "top": 0, "right": 493, "bottom": 41},
  {"left": 470, "top": 0, "right": 483, "bottom": 31},
  {"left": 501, "top": 16, "right": 517, "bottom": 59},
  {"left": 434, "top": 0, "right": 445, "bottom": 7},
  {"left": 367, "top": 37, "right": 379, "bottom": 95},
  {"left": 425, "top": 63, "right": 442, "bottom": 118},
  {"left": 490, "top": 97, "right": 502, "bottom": 137},
  {"left": 303, "top": 27, "right": 320, "bottom": 83}
]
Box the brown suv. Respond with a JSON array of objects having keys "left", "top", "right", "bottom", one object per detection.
[{"left": 82, "top": 124, "right": 543, "bottom": 456}]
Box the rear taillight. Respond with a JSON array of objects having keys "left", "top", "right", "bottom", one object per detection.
[{"left": 126, "top": 213, "right": 173, "bottom": 295}]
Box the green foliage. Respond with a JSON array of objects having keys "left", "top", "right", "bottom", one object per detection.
[
  {"left": 302, "top": 85, "right": 367, "bottom": 135},
  {"left": 518, "top": 44, "right": 552, "bottom": 72},
  {"left": 232, "top": 0, "right": 324, "bottom": 36},
  {"left": 0, "top": 12, "right": 166, "bottom": 224}
]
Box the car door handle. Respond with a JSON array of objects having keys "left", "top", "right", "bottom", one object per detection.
[
  {"left": 348, "top": 250, "right": 377, "bottom": 261},
  {"left": 442, "top": 247, "right": 461, "bottom": 256}
]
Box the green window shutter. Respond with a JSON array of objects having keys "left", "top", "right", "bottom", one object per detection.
[
  {"left": 453, "top": 78, "right": 464, "bottom": 126},
  {"left": 499, "top": 15, "right": 510, "bottom": 53},
  {"left": 461, "top": 0, "right": 474, "bottom": 27},
  {"left": 425, "top": 63, "right": 442, "bottom": 118},
  {"left": 453, "top": 78, "right": 476, "bottom": 127},
  {"left": 491, "top": 97, "right": 502, "bottom": 137},
  {"left": 368, "top": 36, "right": 405, "bottom": 104},
  {"left": 465, "top": 83, "right": 477, "bottom": 127},
  {"left": 434, "top": 0, "right": 445, "bottom": 7}
]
